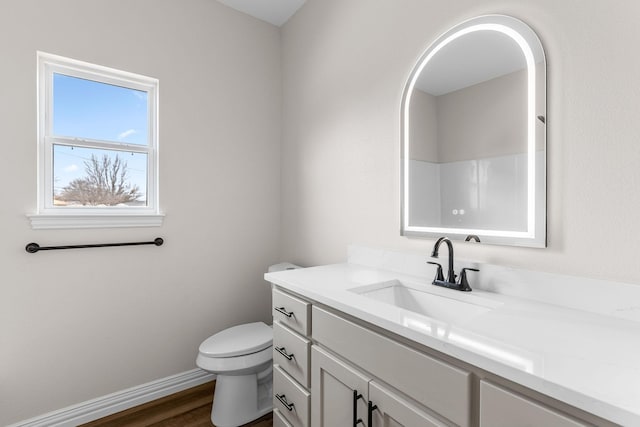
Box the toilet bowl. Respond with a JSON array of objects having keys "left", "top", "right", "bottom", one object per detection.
[{"left": 196, "top": 322, "right": 273, "bottom": 427}]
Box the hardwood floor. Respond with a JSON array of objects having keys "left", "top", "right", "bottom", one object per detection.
[{"left": 80, "top": 381, "right": 273, "bottom": 427}]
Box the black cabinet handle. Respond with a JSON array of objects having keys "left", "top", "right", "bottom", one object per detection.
[
  {"left": 275, "top": 346, "right": 294, "bottom": 360},
  {"left": 457, "top": 267, "right": 480, "bottom": 291},
  {"left": 275, "top": 393, "right": 294, "bottom": 411},
  {"left": 427, "top": 261, "right": 445, "bottom": 281},
  {"left": 353, "top": 390, "right": 364, "bottom": 426},
  {"left": 367, "top": 400, "right": 378, "bottom": 427},
  {"left": 275, "top": 306, "right": 294, "bottom": 317}
]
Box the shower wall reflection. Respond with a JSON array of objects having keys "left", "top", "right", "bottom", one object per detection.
[{"left": 409, "top": 69, "right": 530, "bottom": 231}]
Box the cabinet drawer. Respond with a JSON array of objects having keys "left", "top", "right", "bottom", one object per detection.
[
  {"left": 274, "top": 365, "right": 310, "bottom": 427},
  {"left": 274, "top": 408, "right": 294, "bottom": 427},
  {"left": 313, "top": 306, "right": 471, "bottom": 427},
  {"left": 273, "top": 288, "right": 311, "bottom": 336},
  {"left": 274, "top": 321, "right": 311, "bottom": 388},
  {"left": 479, "top": 381, "right": 588, "bottom": 427},
  {"left": 370, "top": 381, "right": 448, "bottom": 427}
]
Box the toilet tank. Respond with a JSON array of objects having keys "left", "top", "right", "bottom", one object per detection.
[{"left": 268, "top": 262, "right": 302, "bottom": 273}]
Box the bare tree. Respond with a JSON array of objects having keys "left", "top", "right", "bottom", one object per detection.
[{"left": 57, "top": 154, "right": 141, "bottom": 206}]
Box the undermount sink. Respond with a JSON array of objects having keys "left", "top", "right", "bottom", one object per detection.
[{"left": 349, "top": 279, "right": 501, "bottom": 324}]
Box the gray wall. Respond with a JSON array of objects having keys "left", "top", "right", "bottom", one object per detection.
[
  {"left": 280, "top": 0, "right": 640, "bottom": 283},
  {"left": 436, "top": 69, "right": 527, "bottom": 163},
  {"left": 410, "top": 69, "right": 526, "bottom": 163},
  {"left": 409, "top": 89, "right": 438, "bottom": 162},
  {"left": 0, "top": 0, "right": 281, "bottom": 424}
]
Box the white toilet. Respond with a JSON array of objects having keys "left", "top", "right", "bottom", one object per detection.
[{"left": 196, "top": 322, "right": 273, "bottom": 427}]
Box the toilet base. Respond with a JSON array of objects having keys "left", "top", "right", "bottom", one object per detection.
[{"left": 211, "top": 366, "right": 273, "bottom": 427}]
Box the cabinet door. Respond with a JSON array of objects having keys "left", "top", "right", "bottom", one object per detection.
[
  {"left": 369, "top": 381, "right": 449, "bottom": 427},
  {"left": 311, "top": 346, "right": 371, "bottom": 427},
  {"left": 313, "top": 306, "right": 471, "bottom": 427},
  {"left": 479, "top": 381, "right": 589, "bottom": 427},
  {"left": 274, "top": 408, "right": 294, "bottom": 427}
]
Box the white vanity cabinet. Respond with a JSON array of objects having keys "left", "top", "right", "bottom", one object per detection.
[
  {"left": 312, "top": 345, "right": 448, "bottom": 427},
  {"left": 312, "top": 305, "right": 470, "bottom": 427},
  {"left": 271, "top": 285, "right": 616, "bottom": 427},
  {"left": 272, "top": 287, "right": 311, "bottom": 336},
  {"left": 273, "top": 408, "right": 294, "bottom": 427},
  {"left": 311, "top": 345, "right": 370, "bottom": 427},
  {"left": 272, "top": 288, "right": 313, "bottom": 427},
  {"left": 479, "top": 381, "right": 589, "bottom": 427},
  {"left": 369, "top": 380, "right": 450, "bottom": 427}
]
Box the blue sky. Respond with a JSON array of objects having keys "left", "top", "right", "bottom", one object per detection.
[{"left": 52, "top": 73, "right": 149, "bottom": 200}]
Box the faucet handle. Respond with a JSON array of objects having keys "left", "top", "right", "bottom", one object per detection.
[
  {"left": 457, "top": 268, "right": 479, "bottom": 292},
  {"left": 427, "top": 261, "right": 445, "bottom": 282}
]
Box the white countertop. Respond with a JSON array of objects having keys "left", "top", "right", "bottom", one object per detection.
[{"left": 265, "top": 261, "right": 640, "bottom": 426}]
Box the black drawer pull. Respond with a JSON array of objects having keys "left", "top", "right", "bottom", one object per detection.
[
  {"left": 353, "top": 390, "right": 364, "bottom": 426},
  {"left": 367, "top": 401, "right": 378, "bottom": 427},
  {"left": 275, "top": 306, "right": 294, "bottom": 317},
  {"left": 275, "top": 346, "right": 294, "bottom": 360},
  {"left": 276, "top": 393, "right": 295, "bottom": 411}
]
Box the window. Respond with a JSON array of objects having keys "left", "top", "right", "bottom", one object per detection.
[{"left": 30, "top": 52, "right": 162, "bottom": 229}]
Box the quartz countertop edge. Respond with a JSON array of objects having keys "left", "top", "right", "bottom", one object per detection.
[{"left": 265, "top": 263, "right": 640, "bottom": 427}]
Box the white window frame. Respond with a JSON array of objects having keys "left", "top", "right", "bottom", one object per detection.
[{"left": 29, "top": 52, "right": 163, "bottom": 229}]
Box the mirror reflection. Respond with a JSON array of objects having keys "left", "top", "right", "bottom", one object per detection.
[{"left": 401, "top": 15, "right": 546, "bottom": 247}]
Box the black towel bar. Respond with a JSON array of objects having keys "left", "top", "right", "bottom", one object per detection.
[{"left": 25, "top": 238, "right": 164, "bottom": 253}]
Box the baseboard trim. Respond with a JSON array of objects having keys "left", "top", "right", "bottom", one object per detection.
[{"left": 7, "top": 369, "right": 215, "bottom": 427}]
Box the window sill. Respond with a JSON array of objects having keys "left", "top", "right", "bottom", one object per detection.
[{"left": 27, "top": 213, "right": 165, "bottom": 230}]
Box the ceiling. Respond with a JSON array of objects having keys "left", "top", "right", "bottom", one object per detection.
[
  {"left": 416, "top": 31, "right": 526, "bottom": 96},
  {"left": 216, "top": 0, "right": 307, "bottom": 27}
]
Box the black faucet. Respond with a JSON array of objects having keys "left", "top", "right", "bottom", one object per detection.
[
  {"left": 428, "top": 237, "right": 477, "bottom": 292},
  {"left": 431, "top": 237, "right": 456, "bottom": 284}
]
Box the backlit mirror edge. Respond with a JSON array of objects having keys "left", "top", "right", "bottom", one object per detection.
[{"left": 400, "top": 14, "right": 547, "bottom": 248}]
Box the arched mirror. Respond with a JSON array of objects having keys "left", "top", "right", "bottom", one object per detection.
[{"left": 401, "top": 15, "right": 546, "bottom": 247}]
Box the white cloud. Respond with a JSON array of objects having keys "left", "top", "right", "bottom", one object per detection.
[
  {"left": 118, "top": 129, "right": 137, "bottom": 140},
  {"left": 64, "top": 164, "right": 78, "bottom": 173},
  {"left": 132, "top": 91, "right": 146, "bottom": 101}
]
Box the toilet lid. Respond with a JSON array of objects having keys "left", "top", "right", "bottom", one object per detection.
[{"left": 199, "top": 322, "right": 273, "bottom": 358}]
